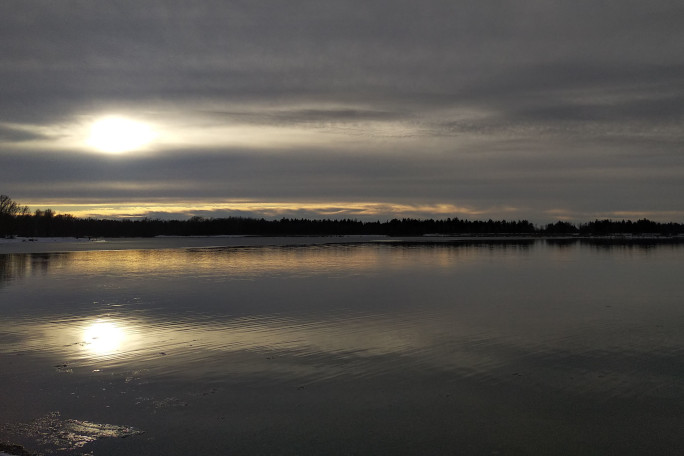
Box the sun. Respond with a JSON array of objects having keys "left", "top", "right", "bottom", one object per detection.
[{"left": 87, "top": 116, "right": 156, "bottom": 153}]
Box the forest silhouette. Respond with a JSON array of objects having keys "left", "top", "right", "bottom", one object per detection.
[{"left": 1, "top": 195, "right": 683, "bottom": 238}]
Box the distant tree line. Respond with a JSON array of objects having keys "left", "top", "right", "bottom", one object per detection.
[{"left": 1, "top": 195, "right": 683, "bottom": 238}]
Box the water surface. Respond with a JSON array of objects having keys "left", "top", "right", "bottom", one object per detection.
[{"left": 1, "top": 238, "right": 683, "bottom": 455}]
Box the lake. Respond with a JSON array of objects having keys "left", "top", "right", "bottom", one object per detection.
[{"left": 1, "top": 237, "right": 683, "bottom": 455}]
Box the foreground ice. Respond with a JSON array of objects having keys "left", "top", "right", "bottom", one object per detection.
[{"left": 1, "top": 412, "right": 143, "bottom": 455}]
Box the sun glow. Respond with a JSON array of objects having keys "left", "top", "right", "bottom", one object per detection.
[
  {"left": 83, "top": 320, "right": 126, "bottom": 355},
  {"left": 87, "top": 116, "right": 155, "bottom": 153}
]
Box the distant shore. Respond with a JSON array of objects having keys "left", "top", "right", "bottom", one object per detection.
[{"left": 2, "top": 196, "right": 683, "bottom": 239}]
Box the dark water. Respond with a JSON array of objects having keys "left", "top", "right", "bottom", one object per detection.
[{"left": 1, "top": 238, "right": 683, "bottom": 455}]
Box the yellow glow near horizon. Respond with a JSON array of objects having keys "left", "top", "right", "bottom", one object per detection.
[
  {"left": 31, "top": 201, "right": 488, "bottom": 220},
  {"left": 87, "top": 116, "right": 155, "bottom": 153}
]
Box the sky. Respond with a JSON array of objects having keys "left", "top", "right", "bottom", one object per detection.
[{"left": 1, "top": 1, "right": 683, "bottom": 224}]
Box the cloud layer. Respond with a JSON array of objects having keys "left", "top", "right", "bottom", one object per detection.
[{"left": 2, "top": 1, "right": 683, "bottom": 222}]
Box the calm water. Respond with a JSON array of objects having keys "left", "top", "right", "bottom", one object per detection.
[{"left": 1, "top": 237, "right": 683, "bottom": 455}]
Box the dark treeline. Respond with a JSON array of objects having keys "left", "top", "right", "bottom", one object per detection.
[
  {"left": 2, "top": 212, "right": 538, "bottom": 237},
  {"left": 1, "top": 195, "right": 683, "bottom": 237}
]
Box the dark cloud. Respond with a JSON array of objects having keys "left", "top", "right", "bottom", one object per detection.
[{"left": 203, "top": 108, "right": 412, "bottom": 129}]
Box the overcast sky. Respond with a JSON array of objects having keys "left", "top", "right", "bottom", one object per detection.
[{"left": 1, "top": 1, "right": 683, "bottom": 223}]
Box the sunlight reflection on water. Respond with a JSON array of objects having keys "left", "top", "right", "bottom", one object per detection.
[
  {"left": 82, "top": 319, "right": 127, "bottom": 356},
  {"left": 2, "top": 239, "right": 684, "bottom": 455}
]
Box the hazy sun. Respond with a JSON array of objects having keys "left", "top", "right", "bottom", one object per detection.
[{"left": 88, "top": 116, "right": 155, "bottom": 153}]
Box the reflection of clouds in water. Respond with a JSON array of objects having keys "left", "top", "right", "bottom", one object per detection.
[
  {"left": 82, "top": 319, "right": 126, "bottom": 356},
  {"left": 0, "top": 240, "right": 563, "bottom": 289},
  {"left": 3, "top": 241, "right": 684, "bottom": 398},
  {"left": 7, "top": 306, "right": 684, "bottom": 402},
  {"left": 1, "top": 243, "right": 484, "bottom": 282}
]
